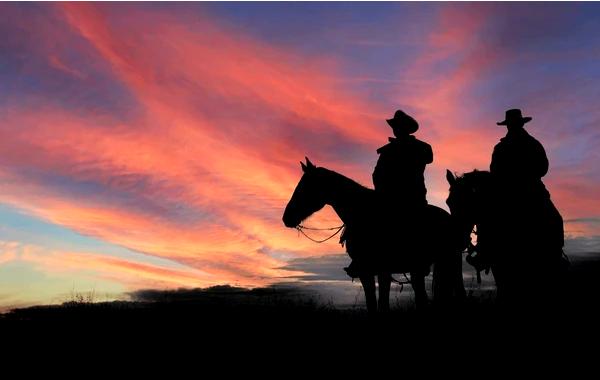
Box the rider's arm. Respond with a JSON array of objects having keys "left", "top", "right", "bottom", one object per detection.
[
  {"left": 535, "top": 141, "right": 549, "bottom": 178},
  {"left": 424, "top": 143, "right": 433, "bottom": 165}
]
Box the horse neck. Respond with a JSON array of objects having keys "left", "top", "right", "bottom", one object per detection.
[
  {"left": 457, "top": 172, "right": 490, "bottom": 237},
  {"left": 455, "top": 214, "right": 475, "bottom": 248},
  {"left": 321, "top": 170, "right": 368, "bottom": 225},
  {"left": 468, "top": 172, "right": 491, "bottom": 223}
]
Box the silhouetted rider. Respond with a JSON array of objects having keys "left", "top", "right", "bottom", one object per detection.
[
  {"left": 345, "top": 110, "right": 432, "bottom": 282},
  {"left": 491, "top": 108, "right": 549, "bottom": 200},
  {"left": 489, "top": 108, "right": 564, "bottom": 283},
  {"left": 373, "top": 110, "right": 432, "bottom": 209}
]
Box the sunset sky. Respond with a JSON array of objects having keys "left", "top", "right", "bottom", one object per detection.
[{"left": 1, "top": 2, "right": 599, "bottom": 310}]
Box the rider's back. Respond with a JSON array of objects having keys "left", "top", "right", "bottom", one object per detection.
[
  {"left": 490, "top": 127, "right": 549, "bottom": 200},
  {"left": 373, "top": 135, "right": 433, "bottom": 208}
]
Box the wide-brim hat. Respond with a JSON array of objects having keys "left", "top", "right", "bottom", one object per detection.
[
  {"left": 386, "top": 110, "right": 419, "bottom": 134},
  {"left": 497, "top": 108, "right": 532, "bottom": 126}
]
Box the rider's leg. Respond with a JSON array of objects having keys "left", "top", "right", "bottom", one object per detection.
[
  {"left": 377, "top": 273, "right": 391, "bottom": 312},
  {"left": 360, "top": 275, "right": 377, "bottom": 313}
]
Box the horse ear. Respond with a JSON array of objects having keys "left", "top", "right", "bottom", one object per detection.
[
  {"left": 305, "top": 156, "right": 316, "bottom": 170},
  {"left": 301, "top": 161, "right": 307, "bottom": 172},
  {"left": 446, "top": 169, "right": 456, "bottom": 186}
]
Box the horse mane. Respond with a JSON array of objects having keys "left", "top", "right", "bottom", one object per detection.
[
  {"left": 457, "top": 169, "right": 491, "bottom": 188},
  {"left": 316, "top": 167, "right": 373, "bottom": 196}
]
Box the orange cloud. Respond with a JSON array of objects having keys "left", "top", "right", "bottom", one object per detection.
[
  {"left": 1, "top": 3, "right": 385, "bottom": 288},
  {"left": 0, "top": 239, "right": 218, "bottom": 289}
]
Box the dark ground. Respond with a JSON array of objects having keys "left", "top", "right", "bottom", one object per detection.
[{"left": 1, "top": 256, "right": 599, "bottom": 352}]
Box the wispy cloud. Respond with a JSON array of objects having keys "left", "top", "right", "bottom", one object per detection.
[
  {"left": 0, "top": 3, "right": 382, "bottom": 288},
  {"left": 0, "top": 239, "right": 214, "bottom": 289}
]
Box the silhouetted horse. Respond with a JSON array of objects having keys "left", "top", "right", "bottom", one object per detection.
[
  {"left": 283, "top": 158, "right": 465, "bottom": 313},
  {"left": 445, "top": 169, "right": 565, "bottom": 306}
]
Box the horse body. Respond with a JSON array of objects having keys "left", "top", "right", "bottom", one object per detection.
[
  {"left": 342, "top": 202, "right": 453, "bottom": 274},
  {"left": 446, "top": 169, "right": 565, "bottom": 306},
  {"left": 283, "top": 159, "right": 465, "bottom": 312}
]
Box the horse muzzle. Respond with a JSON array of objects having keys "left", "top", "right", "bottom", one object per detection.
[{"left": 282, "top": 215, "right": 299, "bottom": 228}]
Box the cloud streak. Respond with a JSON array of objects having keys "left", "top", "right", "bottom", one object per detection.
[{"left": 0, "top": 3, "right": 384, "bottom": 288}]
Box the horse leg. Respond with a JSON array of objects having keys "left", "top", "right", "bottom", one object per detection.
[
  {"left": 432, "top": 250, "right": 465, "bottom": 304},
  {"left": 453, "top": 252, "right": 466, "bottom": 300},
  {"left": 360, "top": 275, "right": 377, "bottom": 314},
  {"left": 432, "top": 260, "right": 443, "bottom": 301},
  {"left": 411, "top": 271, "right": 428, "bottom": 309},
  {"left": 377, "top": 273, "right": 391, "bottom": 312}
]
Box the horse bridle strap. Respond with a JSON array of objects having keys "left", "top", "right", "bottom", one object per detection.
[{"left": 296, "top": 224, "right": 345, "bottom": 244}]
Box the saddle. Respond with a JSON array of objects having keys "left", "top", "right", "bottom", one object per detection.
[{"left": 341, "top": 201, "right": 430, "bottom": 278}]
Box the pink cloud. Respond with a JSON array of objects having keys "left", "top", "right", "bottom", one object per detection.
[{"left": 0, "top": 3, "right": 385, "bottom": 288}]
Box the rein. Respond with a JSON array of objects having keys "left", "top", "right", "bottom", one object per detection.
[
  {"left": 296, "top": 224, "right": 346, "bottom": 244},
  {"left": 297, "top": 222, "right": 411, "bottom": 293}
]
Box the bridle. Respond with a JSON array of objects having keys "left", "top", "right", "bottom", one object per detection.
[
  {"left": 296, "top": 222, "right": 411, "bottom": 289},
  {"left": 296, "top": 224, "right": 346, "bottom": 243}
]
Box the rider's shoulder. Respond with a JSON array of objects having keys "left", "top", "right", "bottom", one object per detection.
[
  {"left": 522, "top": 130, "right": 543, "bottom": 145},
  {"left": 503, "top": 129, "right": 543, "bottom": 146},
  {"left": 376, "top": 137, "right": 397, "bottom": 154},
  {"left": 376, "top": 142, "right": 394, "bottom": 155},
  {"left": 413, "top": 137, "right": 432, "bottom": 150},
  {"left": 377, "top": 136, "right": 431, "bottom": 154},
  {"left": 407, "top": 136, "right": 432, "bottom": 155}
]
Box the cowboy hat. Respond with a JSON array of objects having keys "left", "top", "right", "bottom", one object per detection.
[
  {"left": 497, "top": 108, "right": 532, "bottom": 126},
  {"left": 386, "top": 110, "right": 419, "bottom": 134}
]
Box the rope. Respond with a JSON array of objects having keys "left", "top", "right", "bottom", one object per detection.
[
  {"left": 297, "top": 224, "right": 345, "bottom": 231},
  {"left": 296, "top": 224, "right": 345, "bottom": 243},
  {"left": 297, "top": 225, "right": 412, "bottom": 296}
]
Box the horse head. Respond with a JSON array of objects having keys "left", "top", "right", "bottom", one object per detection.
[
  {"left": 446, "top": 170, "right": 491, "bottom": 219},
  {"left": 446, "top": 169, "right": 471, "bottom": 223},
  {"left": 446, "top": 169, "right": 492, "bottom": 248},
  {"left": 282, "top": 157, "right": 328, "bottom": 228}
]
